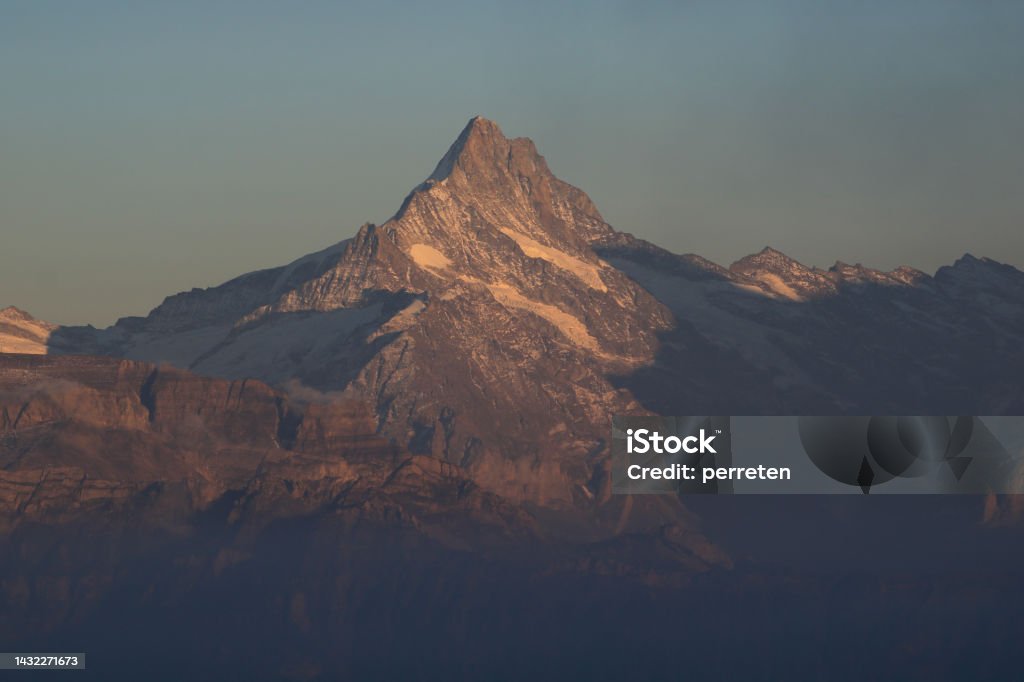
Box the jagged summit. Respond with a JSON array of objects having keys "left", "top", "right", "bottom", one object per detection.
[
  {"left": 936, "top": 251, "right": 1024, "bottom": 296},
  {"left": 429, "top": 116, "right": 507, "bottom": 181},
  {"left": 945, "top": 252, "right": 1020, "bottom": 273},
  {"left": 392, "top": 115, "right": 613, "bottom": 257},
  {"left": 725, "top": 248, "right": 838, "bottom": 300},
  {"left": 419, "top": 115, "right": 562, "bottom": 216},
  {"left": 729, "top": 249, "right": 940, "bottom": 296},
  {"left": 0, "top": 306, "right": 35, "bottom": 321},
  {"left": 730, "top": 246, "right": 807, "bottom": 275},
  {"left": 427, "top": 116, "right": 550, "bottom": 183}
]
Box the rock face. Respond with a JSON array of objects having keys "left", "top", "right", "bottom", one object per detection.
[
  {"left": 0, "top": 353, "right": 716, "bottom": 556},
  {"left": 0, "top": 354, "right": 503, "bottom": 531},
  {"left": 28, "top": 116, "right": 1024, "bottom": 508},
  {"left": 0, "top": 354, "right": 731, "bottom": 680}
]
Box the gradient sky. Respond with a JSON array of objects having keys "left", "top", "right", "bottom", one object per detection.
[{"left": 3, "top": 1, "right": 1023, "bottom": 326}]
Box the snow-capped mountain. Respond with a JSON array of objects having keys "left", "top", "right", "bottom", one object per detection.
[{"left": 24, "top": 116, "right": 1024, "bottom": 505}]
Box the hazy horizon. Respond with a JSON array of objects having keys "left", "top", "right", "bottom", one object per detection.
[{"left": 3, "top": 1, "right": 1023, "bottom": 326}]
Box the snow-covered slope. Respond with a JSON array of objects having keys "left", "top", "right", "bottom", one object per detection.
[
  {"left": 0, "top": 307, "right": 56, "bottom": 355},
  {"left": 594, "top": 233, "right": 1024, "bottom": 414}
]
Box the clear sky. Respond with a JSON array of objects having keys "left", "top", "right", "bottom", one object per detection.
[{"left": 2, "top": 1, "right": 1022, "bottom": 326}]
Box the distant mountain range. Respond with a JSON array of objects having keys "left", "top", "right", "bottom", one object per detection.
[{"left": 4, "top": 116, "right": 1022, "bottom": 507}]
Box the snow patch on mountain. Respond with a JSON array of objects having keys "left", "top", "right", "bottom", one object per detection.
[
  {"left": 409, "top": 244, "right": 452, "bottom": 271},
  {"left": 752, "top": 272, "right": 804, "bottom": 301},
  {"left": 191, "top": 305, "right": 385, "bottom": 386},
  {"left": 485, "top": 283, "right": 602, "bottom": 353},
  {"left": 122, "top": 324, "right": 234, "bottom": 367},
  {"left": 497, "top": 227, "right": 607, "bottom": 291},
  {"left": 0, "top": 307, "right": 56, "bottom": 355}
]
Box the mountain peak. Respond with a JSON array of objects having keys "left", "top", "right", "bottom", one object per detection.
[
  {"left": 948, "top": 253, "right": 1014, "bottom": 272},
  {"left": 390, "top": 116, "right": 611, "bottom": 248},
  {"left": 466, "top": 114, "right": 500, "bottom": 135},
  {"left": 936, "top": 253, "right": 1024, "bottom": 288},
  {"left": 426, "top": 116, "right": 552, "bottom": 190},
  {"left": 730, "top": 247, "right": 806, "bottom": 275},
  {"left": 429, "top": 115, "right": 509, "bottom": 182},
  {"left": 0, "top": 306, "right": 36, "bottom": 321}
]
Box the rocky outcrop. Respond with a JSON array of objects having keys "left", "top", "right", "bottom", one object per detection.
[{"left": 0, "top": 353, "right": 717, "bottom": 556}]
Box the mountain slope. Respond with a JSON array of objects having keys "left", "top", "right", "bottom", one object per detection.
[{"left": 594, "top": 234, "right": 1024, "bottom": 415}]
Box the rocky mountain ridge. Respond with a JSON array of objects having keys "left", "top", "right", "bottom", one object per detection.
[
  {"left": 0, "top": 352, "right": 726, "bottom": 588},
  {"left": 6, "top": 116, "right": 1024, "bottom": 509}
]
